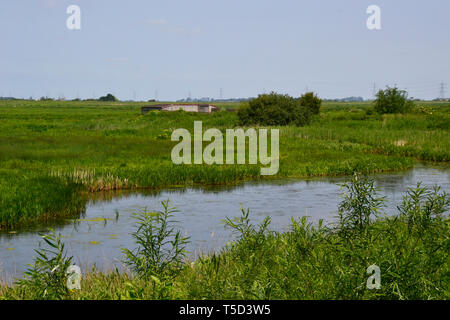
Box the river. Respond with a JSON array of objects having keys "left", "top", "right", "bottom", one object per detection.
[{"left": 1, "top": 164, "right": 448, "bottom": 282}]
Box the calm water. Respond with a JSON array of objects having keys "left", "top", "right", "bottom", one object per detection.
[{"left": 1, "top": 165, "right": 449, "bottom": 282}]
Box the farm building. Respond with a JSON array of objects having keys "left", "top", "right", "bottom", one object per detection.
[{"left": 141, "top": 104, "right": 219, "bottom": 115}]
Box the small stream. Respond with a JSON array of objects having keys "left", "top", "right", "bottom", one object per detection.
[{"left": 1, "top": 165, "right": 449, "bottom": 282}]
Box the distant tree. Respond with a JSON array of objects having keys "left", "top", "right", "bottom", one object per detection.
[
  {"left": 99, "top": 93, "right": 118, "bottom": 102},
  {"left": 374, "top": 86, "right": 414, "bottom": 114},
  {"left": 238, "top": 92, "right": 311, "bottom": 126},
  {"left": 299, "top": 92, "right": 322, "bottom": 115}
]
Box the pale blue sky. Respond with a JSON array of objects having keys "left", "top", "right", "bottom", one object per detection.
[{"left": 0, "top": 0, "right": 449, "bottom": 100}]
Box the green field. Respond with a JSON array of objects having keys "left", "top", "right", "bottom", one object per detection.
[
  {"left": 0, "top": 99, "right": 449, "bottom": 229},
  {"left": 0, "top": 99, "right": 449, "bottom": 300}
]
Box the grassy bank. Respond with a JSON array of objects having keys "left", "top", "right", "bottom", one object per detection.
[
  {"left": 0, "top": 170, "right": 86, "bottom": 229},
  {"left": 1, "top": 176, "right": 448, "bottom": 300},
  {"left": 0, "top": 100, "right": 449, "bottom": 228}
]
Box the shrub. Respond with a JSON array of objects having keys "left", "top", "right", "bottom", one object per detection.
[
  {"left": 337, "top": 173, "right": 385, "bottom": 237},
  {"left": 237, "top": 92, "right": 311, "bottom": 126},
  {"left": 15, "top": 229, "right": 74, "bottom": 300},
  {"left": 99, "top": 93, "right": 118, "bottom": 102},
  {"left": 122, "top": 201, "right": 190, "bottom": 278},
  {"left": 397, "top": 183, "right": 449, "bottom": 234},
  {"left": 225, "top": 206, "right": 272, "bottom": 250},
  {"left": 299, "top": 92, "right": 322, "bottom": 115},
  {"left": 374, "top": 86, "right": 414, "bottom": 114}
]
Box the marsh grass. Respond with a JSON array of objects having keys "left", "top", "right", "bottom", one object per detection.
[
  {"left": 0, "top": 100, "right": 448, "bottom": 227},
  {"left": 0, "top": 171, "right": 86, "bottom": 230}
]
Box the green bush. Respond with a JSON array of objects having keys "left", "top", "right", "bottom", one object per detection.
[
  {"left": 374, "top": 87, "right": 414, "bottom": 114},
  {"left": 15, "top": 230, "right": 74, "bottom": 300},
  {"left": 299, "top": 92, "right": 322, "bottom": 115},
  {"left": 238, "top": 92, "right": 311, "bottom": 126},
  {"left": 122, "top": 201, "right": 189, "bottom": 278},
  {"left": 337, "top": 173, "right": 384, "bottom": 237},
  {"left": 99, "top": 93, "right": 118, "bottom": 102}
]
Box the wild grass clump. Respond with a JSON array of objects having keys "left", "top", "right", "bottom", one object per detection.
[{"left": 0, "top": 171, "right": 86, "bottom": 230}]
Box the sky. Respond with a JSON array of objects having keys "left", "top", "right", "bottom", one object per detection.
[{"left": 0, "top": 0, "right": 449, "bottom": 101}]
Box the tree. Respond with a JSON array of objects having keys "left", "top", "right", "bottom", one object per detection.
[
  {"left": 238, "top": 92, "right": 311, "bottom": 126},
  {"left": 374, "top": 86, "right": 414, "bottom": 114},
  {"left": 299, "top": 92, "right": 322, "bottom": 115},
  {"left": 99, "top": 93, "right": 118, "bottom": 102}
]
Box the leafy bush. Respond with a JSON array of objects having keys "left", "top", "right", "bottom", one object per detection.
[
  {"left": 225, "top": 207, "right": 272, "bottom": 252},
  {"left": 337, "top": 173, "right": 384, "bottom": 237},
  {"left": 374, "top": 87, "right": 414, "bottom": 114},
  {"left": 238, "top": 92, "right": 311, "bottom": 126},
  {"left": 299, "top": 92, "right": 322, "bottom": 115},
  {"left": 99, "top": 93, "right": 118, "bottom": 102},
  {"left": 15, "top": 229, "right": 74, "bottom": 300},
  {"left": 397, "top": 182, "right": 449, "bottom": 234},
  {"left": 122, "top": 201, "right": 189, "bottom": 278}
]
